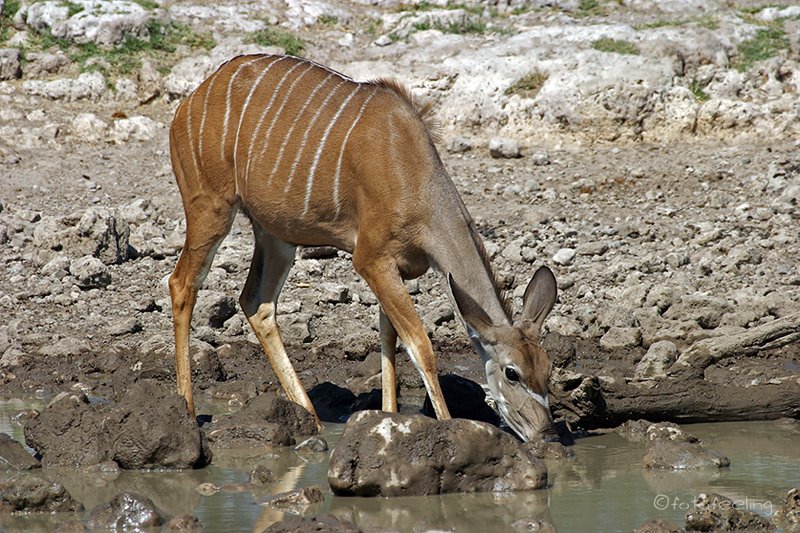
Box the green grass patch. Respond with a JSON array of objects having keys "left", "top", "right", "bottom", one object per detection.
[
  {"left": 63, "top": 0, "right": 84, "bottom": 18},
  {"left": 25, "top": 20, "right": 215, "bottom": 78},
  {"left": 317, "top": 14, "right": 339, "bottom": 25},
  {"left": 576, "top": 0, "right": 606, "bottom": 17},
  {"left": 689, "top": 79, "right": 709, "bottom": 101},
  {"left": 412, "top": 18, "right": 486, "bottom": 34},
  {"left": 591, "top": 37, "right": 640, "bottom": 55},
  {"left": 733, "top": 25, "right": 789, "bottom": 71},
  {"left": 636, "top": 16, "right": 719, "bottom": 30},
  {"left": 247, "top": 26, "right": 305, "bottom": 56},
  {"left": 132, "top": 0, "right": 160, "bottom": 9},
  {"left": 0, "top": 0, "right": 22, "bottom": 43},
  {"left": 505, "top": 70, "right": 548, "bottom": 98}
]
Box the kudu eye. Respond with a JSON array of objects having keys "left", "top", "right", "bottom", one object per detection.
[{"left": 505, "top": 366, "right": 520, "bottom": 382}]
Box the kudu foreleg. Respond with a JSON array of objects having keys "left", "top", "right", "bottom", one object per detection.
[
  {"left": 355, "top": 255, "right": 451, "bottom": 420},
  {"left": 379, "top": 308, "right": 398, "bottom": 412}
]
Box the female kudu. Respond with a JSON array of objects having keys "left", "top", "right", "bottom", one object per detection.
[{"left": 168, "top": 54, "right": 558, "bottom": 441}]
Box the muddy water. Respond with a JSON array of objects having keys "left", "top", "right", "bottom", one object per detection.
[{"left": 1, "top": 399, "right": 798, "bottom": 532}]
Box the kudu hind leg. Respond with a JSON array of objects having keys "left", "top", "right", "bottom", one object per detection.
[
  {"left": 239, "top": 229, "right": 321, "bottom": 427},
  {"left": 169, "top": 214, "right": 233, "bottom": 418},
  {"left": 355, "top": 254, "right": 451, "bottom": 420}
]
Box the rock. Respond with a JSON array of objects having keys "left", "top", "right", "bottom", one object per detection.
[
  {"left": 633, "top": 340, "right": 678, "bottom": 380},
  {"left": 280, "top": 312, "right": 314, "bottom": 343},
  {"left": 552, "top": 247, "right": 576, "bottom": 266},
  {"left": 0, "top": 48, "right": 22, "bottom": 80},
  {"left": 70, "top": 112, "right": 108, "bottom": 142},
  {"left": 33, "top": 207, "right": 131, "bottom": 265},
  {"left": 550, "top": 370, "right": 606, "bottom": 428},
  {"left": 69, "top": 255, "right": 111, "bottom": 289},
  {"left": 599, "top": 326, "right": 642, "bottom": 350},
  {"left": 26, "top": 0, "right": 151, "bottom": 46},
  {"left": 488, "top": 137, "right": 522, "bottom": 159},
  {"left": 0, "top": 433, "right": 40, "bottom": 470},
  {"left": 308, "top": 381, "right": 357, "bottom": 423},
  {"left": 249, "top": 464, "right": 276, "bottom": 486},
  {"left": 205, "top": 392, "right": 317, "bottom": 449},
  {"left": 328, "top": 411, "right": 547, "bottom": 497},
  {"left": 664, "top": 294, "right": 731, "bottom": 329},
  {"left": 774, "top": 488, "right": 800, "bottom": 529},
  {"left": 261, "top": 486, "right": 324, "bottom": 515},
  {"left": 319, "top": 283, "right": 350, "bottom": 303},
  {"left": 87, "top": 493, "right": 165, "bottom": 530},
  {"left": 446, "top": 136, "right": 474, "bottom": 153},
  {"left": 107, "top": 116, "right": 163, "bottom": 144},
  {"left": 21, "top": 51, "right": 71, "bottom": 78},
  {"left": 167, "top": 514, "right": 202, "bottom": 530},
  {"left": 685, "top": 492, "right": 773, "bottom": 531},
  {"left": 0, "top": 473, "right": 83, "bottom": 512},
  {"left": 421, "top": 374, "right": 502, "bottom": 427},
  {"left": 642, "top": 423, "right": 730, "bottom": 469},
  {"left": 295, "top": 436, "right": 328, "bottom": 453},
  {"left": 23, "top": 383, "right": 211, "bottom": 469},
  {"left": 164, "top": 55, "right": 215, "bottom": 97},
  {"left": 22, "top": 71, "right": 107, "bottom": 101},
  {"left": 264, "top": 514, "right": 362, "bottom": 533},
  {"left": 194, "top": 290, "right": 238, "bottom": 328}
]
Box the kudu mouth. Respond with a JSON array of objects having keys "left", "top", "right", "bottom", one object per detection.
[{"left": 493, "top": 385, "right": 554, "bottom": 443}]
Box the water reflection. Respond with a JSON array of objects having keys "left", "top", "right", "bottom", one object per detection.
[{"left": 1, "top": 397, "right": 798, "bottom": 533}]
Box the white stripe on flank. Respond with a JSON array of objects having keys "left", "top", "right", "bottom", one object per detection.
[
  {"left": 333, "top": 89, "right": 375, "bottom": 216},
  {"left": 233, "top": 56, "right": 287, "bottom": 183},
  {"left": 220, "top": 55, "right": 273, "bottom": 164},
  {"left": 302, "top": 84, "right": 361, "bottom": 217},
  {"left": 184, "top": 90, "right": 201, "bottom": 179},
  {"left": 244, "top": 61, "right": 313, "bottom": 187},
  {"left": 268, "top": 73, "right": 333, "bottom": 189},
  {"left": 197, "top": 68, "right": 221, "bottom": 165},
  {"left": 284, "top": 79, "right": 346, "bottom": 195}
]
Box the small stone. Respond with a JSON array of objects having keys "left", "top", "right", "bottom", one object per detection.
[
  {"left": 0, "top": 433, "right": 40, "bottom": 470},
  {"left": 446, "top": 136, "right": 473, "bottom": 153},
  {"left": 70, "top": 255, "right": 111, "bottom": 289},
  {"left": 0, "top": 48, "right": 22, "bottom": 80},
  {"left": 261, "top": 486, "right": 324, "bottom": 515},
  {"left": 552, "top": 248, "right": 576, "bottom": 266},
  {"left": 488, "top": 137, "right": 522, "bottom": 159},
  {"left": 576, "top": 241, "right": 608, "bottom": 257},
  {"left": 88, "top": 493, "right": 165, "bottom": 530},
  {"left": 374, "top": 34, "right": 392, "bottom": 46},
  {"left": 319, "top": 283, "right": 350, "bottom": 304},
  {"left": 249, "top": 465, "right": 276, "bottom": 486},
  {"left": 295, "top": 436, "right": 329, "bottom": 452},
  {"left": 194, "top": 290, "right": 238, "bottom": 328},
  {"left": 167, "top": 514, "right": 202, "bottom": 530},
  {"left": 531, "top": 152, "right": 550, "bottom": 166}
]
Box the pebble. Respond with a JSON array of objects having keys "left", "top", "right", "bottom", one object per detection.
[{"left": 552, "top": 248, "right": 576, "bottom": 266}]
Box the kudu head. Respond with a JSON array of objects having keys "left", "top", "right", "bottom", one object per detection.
[{"left": 449, "top": 266, "right": 558, "bottom": 442}]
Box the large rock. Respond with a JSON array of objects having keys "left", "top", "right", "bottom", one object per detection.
[
  {"left": 327, "top": 411, "right": 547, "bottom": 497},
  {"left": 774, "top": 488, "right": 800, "bottom": 529},
  {"left": 24, "top": 382, "right": 211, "bottom": 469},
  {"left": 0, "top": 473, "right": 83, "bottom": 513},
  {"left": 641, "top": 423, "right": 730, "bottom": 469},
  {"left": 204, "top": 392, "right": 317, "bottom": 449},
  {"left": 33, "top": 207, "right": 130, "bottom": 265}
]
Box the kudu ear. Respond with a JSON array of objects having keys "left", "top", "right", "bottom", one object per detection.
[
  {"left": 519, "top": 266, "right": 557, "bottom": 338},
  {"left": 448, "top": 274, "right": 494, "bottom": 342}
]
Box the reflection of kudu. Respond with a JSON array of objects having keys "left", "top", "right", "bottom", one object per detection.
[{"left": 168, "top": 54, "right": 558, "bottom": 441}]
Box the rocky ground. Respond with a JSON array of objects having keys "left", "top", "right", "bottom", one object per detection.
[{"left": 0, "top": 0, "right": 799, "bottom": 434}]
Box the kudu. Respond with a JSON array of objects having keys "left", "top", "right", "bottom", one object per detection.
[{"left": 168, "top": 54, "right": 558, "bottom": 441}]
